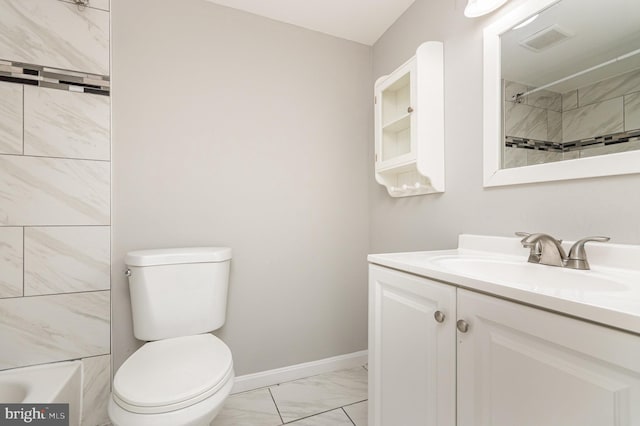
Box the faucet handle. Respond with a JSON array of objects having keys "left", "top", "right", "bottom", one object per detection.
[{"left": 566, "top": 236, "right": 611, "bottom": 270}]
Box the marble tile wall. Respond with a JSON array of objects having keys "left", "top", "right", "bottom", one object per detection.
[
  {"left": 0, "top": 0, "right": 109, "bottom": 75},
  {"left": 503, "top": 80, "right": 562, "bottom": 144},
  {"left": 503, "top": 67, "right": 640, "bottom": 167},
  {"left": 0, "top": 1, "right": 111, "bottom": 424}
]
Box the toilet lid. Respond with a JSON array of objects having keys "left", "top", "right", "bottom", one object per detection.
[{"left": 113, "top": 334, "right": 233, "bottom": 413}]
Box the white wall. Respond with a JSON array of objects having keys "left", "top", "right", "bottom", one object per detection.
[
  {"left": 370, "top": 0, "right": 640, "bottom": 255},
  {"left": 111, "top": 0, "right": 372, "bottom": 375}
]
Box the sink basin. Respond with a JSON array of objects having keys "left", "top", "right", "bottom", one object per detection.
[{"left": 429, "top": 255, "right": 629, "bottom": 293}]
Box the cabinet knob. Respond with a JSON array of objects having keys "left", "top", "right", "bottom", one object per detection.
[
  {"left": 407, "top": 106, "right": 414, "bottom": 113},
  {"left": 457, "top": 319, "right": 469, "bottom": 333},
  {"left": 434, "top": 310, "right": 445, "bottom": 323}
]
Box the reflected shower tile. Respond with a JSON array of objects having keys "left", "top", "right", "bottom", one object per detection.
[
  {"left": 0, "top": 291, "right": 110, "bottom": 370},
  {"left": 211, "top": 388, "right": 281, "bottom": 426},
  {"left": 344, "top": 401, "right": 368, "bottom": 426},
  {"left": 504, "top": 80, "right": 527, "bottom": 102},
  {"left": 504, "top": 102, "right": 547, "bottom": 141},
  {"left": 24, "top": 86, "right": 110, "bottom": 160},
  {"left": 270, "top": 367, "right": 367, "bottom": 423},
  {"left": 0, "top": 155, "right": 110, "bottom": 226},
  {"left": 503, "top": 147, "right": 527, "bottom": 169},
  {"left": 562, "top": 98, "right": 623, "bottom": 142},
  {"left": 563, "top": 151, "right": 580, "bottom": 161},
  {"left": 0, "top": 0, "right": 109, "bottom": 75},
  {"left": 547, "top": 110, "right": 562, "bottom": 143},
  {"left": 24, "top": 226, "right": 110, "bottom": 296},
  {"left": 288, "top": 409, "right": 353, "bottom": 425},
  {"left": 580, "top": 140, "right": 640, "bottom": 158},
  {"left": 82, "top": 355, "right": 111, "bottom": 426},
  {"left": 562, "top": 90, "right": 578, "bottom": 111},
  {"left": 526, "top": 150, "right": 563, "bottom": 166},
  {"left": 528, "top": 89, "right": 562, "bottom": 112},
  {"left": 625, "top": 92, "right": 640, "bottom": 131},
  {"left": 0, "top": 227, "right": 23, "bottom": 298},
  {"left": 0, "top": 82, "right": 22, "bottom": 155},
  {"left": 579, "top": 69, "right": 640, "bottom": 106}
]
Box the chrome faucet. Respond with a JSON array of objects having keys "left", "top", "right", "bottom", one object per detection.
[
  {"left": 518, "top": 233, "right": 566, "bottom": 267},
  {"left": 517, "top": 233, "right": 610, "bottom": 270}
]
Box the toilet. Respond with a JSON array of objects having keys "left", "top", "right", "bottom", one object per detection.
[{"left": 108, "top": 247, "right": 234, "bottom": 426}]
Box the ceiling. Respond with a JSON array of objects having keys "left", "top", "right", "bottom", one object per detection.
[
  {"left": 203, "top": 0, "right": 416, "bottom": 46},
  {"left": 501, "top": 0, "right": 640, "bottom": 93}
]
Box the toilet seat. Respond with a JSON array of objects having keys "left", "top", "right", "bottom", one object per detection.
[{"left": 113, "top": 333, "right": 233, "bottom": 414}]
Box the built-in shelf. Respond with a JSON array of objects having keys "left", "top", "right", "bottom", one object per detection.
[{"left": 374, "top": 41, "right": 445, "bottom": 197}]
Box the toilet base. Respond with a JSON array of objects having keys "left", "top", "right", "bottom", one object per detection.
[{"left": 108, "top": 373, "right": 234, "bottom": 426}]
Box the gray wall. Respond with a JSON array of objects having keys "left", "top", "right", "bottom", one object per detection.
[
  {"left": 111, "top": 0, "right": 372, "bottom": 375},
  {"left": 370, "top": 0, "right": 640, "bottom": 254}
]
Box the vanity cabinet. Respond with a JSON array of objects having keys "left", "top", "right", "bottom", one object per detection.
[
  {"left": 369, "top": 265, "right": 456, "bottom": 426},
  {"left": 369, "top": 265, "right": 640, "bottom": 426},
  {"left": 374, "top": 41, "right": 444, "bottom": 197}
]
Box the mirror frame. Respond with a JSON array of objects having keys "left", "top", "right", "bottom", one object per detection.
[{"left": 482, "top": 0, "right": 640, "bottom": 187}]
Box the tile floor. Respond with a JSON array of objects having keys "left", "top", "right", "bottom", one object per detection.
[{"left": 211, "top": 366, "right": 368, "bottom": 426}]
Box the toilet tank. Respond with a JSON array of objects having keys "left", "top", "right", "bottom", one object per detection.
[{"left": 125, "top": 247, "right": 232, "bottom": 341}]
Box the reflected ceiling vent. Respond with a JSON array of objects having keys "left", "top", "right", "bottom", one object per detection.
[{"left": 520, "top": 25, "right": 573, "bottom": 52}]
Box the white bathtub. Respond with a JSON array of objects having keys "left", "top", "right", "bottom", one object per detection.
[{"left": 0, "top": 361, "right": 82, "bottom": 426}]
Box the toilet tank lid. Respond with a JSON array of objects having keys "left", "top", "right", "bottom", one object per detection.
[{"left": 125, "top": 247, "right": 232, "bottom": 266}]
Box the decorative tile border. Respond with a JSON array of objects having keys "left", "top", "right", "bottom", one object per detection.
[
  {"left": 0, "top": 59, "right": 109, "bottom": 96},
  {"left": 505, "top": 128, "right": 640, "bottom": 153}
]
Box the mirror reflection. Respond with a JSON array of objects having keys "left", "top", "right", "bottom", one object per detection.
[{"left": 500, "top": 0, "right": 640, "bottom": 169}]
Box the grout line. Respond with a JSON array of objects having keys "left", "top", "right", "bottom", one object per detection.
[
  {"left": 268, "top": 387, "right": 284, "bottom": 425},
  {"left": 0, "top": 152, "right": 111, "bottom": 163},
  {"left": 342, "top": 407, "right": 356, "bottom": 426},
  {"left": 22, "top": 226, "right": 25, "bottom": 297}
]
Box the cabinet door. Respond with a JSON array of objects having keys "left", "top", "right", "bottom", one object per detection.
[
  {"left": 369, "top": 265, "right": 455, "bottom": 426},
  {"left": 457, "top": 289, "right": 640, "bottom": 426},
  {"left": 374, "top": 58, "right": 418, "bottom": 171}
]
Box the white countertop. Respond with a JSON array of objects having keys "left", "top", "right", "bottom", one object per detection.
[{"left": 368, "top": 234, "right": 640, "bottom": 335}]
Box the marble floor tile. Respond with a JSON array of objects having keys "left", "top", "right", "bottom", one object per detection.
[
  {"left": 0, "top": 227, "right": 23, "bottom": 298},
  {"left": 270, "top": 367, "right": 367, "bottom": 423},
  {"left": 0, "top": 82, "right": 22, "bottom": 155},
  {"left": 287, "top": 409, "right": 353, "bottom": 425},
  {"left": 211, "top": 388, "right": 282, "bottom": 426},
  {"left": 24, "top": 226, "right": 110, "bottom": 295},
  {"left": 343, "top": 401, "right": 367, "bottom": 426}
]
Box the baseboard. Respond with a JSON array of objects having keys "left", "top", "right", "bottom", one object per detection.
[{"left": 231, "top": 350, "right": 368, "bottom": 394}]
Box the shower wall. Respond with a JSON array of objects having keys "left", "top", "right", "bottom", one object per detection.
[
  {"left": 0, "top": 1, "right": 111, "bottom": 425},
  {"left": 503, "top": 68, "right": 640, "bottom": 168}
]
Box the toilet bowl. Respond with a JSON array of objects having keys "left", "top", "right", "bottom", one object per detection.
[
  {"left": 108, "top": 334, "right": 234, "bottom": 426},
  {"left": 108, "top": 247, "right": 234, "bottom": 426}
]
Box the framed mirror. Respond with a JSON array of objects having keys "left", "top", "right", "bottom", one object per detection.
[{"left": 483, "top": 0, "right": 640, "bottom": 187}]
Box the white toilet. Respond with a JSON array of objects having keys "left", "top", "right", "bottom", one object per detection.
[{"left": 108, "top": 247, "right": 234, "bottom": 426}]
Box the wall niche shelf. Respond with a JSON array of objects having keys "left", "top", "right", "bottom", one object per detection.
[{"left": 374, "top": 41, "right": 444, "bottom": 197}]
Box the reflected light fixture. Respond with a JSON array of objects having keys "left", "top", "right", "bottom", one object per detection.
[
  {"left": 464, "top": 0, "right": 510, "bottom": 18},
  {"left": 513, "top": 14, "right": 539, "bottom": 29}
]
